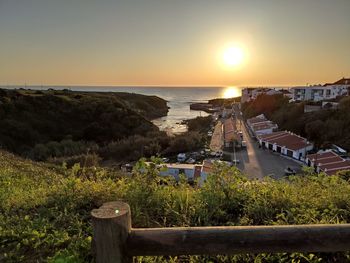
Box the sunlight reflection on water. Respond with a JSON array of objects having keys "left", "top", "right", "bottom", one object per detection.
[{"left": 222, "top": 86, "right": 241, "bottom": 98}]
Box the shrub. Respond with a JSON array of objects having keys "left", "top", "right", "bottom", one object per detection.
[{"left": 1, "top": 151, "right": 350, "bottom": 262}]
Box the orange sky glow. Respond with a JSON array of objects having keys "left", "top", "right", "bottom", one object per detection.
[{"left": 0, "top": 0, "right": 349, "bottom": 87}]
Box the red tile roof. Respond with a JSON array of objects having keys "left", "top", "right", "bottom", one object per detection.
[
  {"left": 258, "top": 131, "right": 288, "bottom": 140},
  {"left": 320, "top": 160, "right": 350, "bottom": 172},
  {"left": 247, "top": 116, "right": 267, "bottom": 125},
  {"left": 327, "top": 167, "right": 350, "bottom": 175},
  {"left": 252, "top": 122, "right": 277, "bottom": 131},
  {"left": 224, "top": 118, "right": 238, "bottom": 142},
  {"left": 260, "top": 131, "right": 311, "bottom": 151},
  {"left": 224, "top": 118, "right": 235, "bottom": 133},
  {"left": 307, "top": 150, "right": 350, "bottom": 175},
  {"left": 307, "top": 151, "right": 342, "bottom": 162}
]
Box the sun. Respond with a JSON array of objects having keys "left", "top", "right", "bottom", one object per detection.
[{"left": 222, "top": 46, "right": 245, "bottom": 67}]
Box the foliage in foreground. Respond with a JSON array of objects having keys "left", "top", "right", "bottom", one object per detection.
[{"left": 1, "top": 150, "right": 350, "bottom": 262}]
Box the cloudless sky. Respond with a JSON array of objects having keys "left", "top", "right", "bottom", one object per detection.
[{"left": 0, "top": 0, "right": 349, "bottom": 86}]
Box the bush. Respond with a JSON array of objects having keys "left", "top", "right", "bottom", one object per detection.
[
  {"left": 29, "top": 139, "right": 98, "bottom": 161},
  {"left": 1, "top": 151, "right": 350, "bottom": 262},
  {"left": 47, "top": 153, "right": 101, "bottom": 168},
  {"left": 0, "top": 90, "right": 167, "bottom": 156},
  {"left": 186, "top": 116, "right": 212, "bottom": 132}
]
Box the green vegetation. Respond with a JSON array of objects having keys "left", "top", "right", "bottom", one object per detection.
[
  {"left": 99, "top": 131, "right": 206, "bottom": 163},
  {"left": 0, "top": 89, "right": 167, "bottom": 161},
  {"left": 209, "top": 97, "right": 241, "bottom": 107},
  {"left": 0, "top": 89, "right": 209, "bottom": 165},
  {"left": 1, "top": 150, "right": 350, "bottom": 262},
  {"left": 242, "top": 94, "right": 350, "bottom": 150},
  {"left": 185, "top": 116, "right": 213, "bottom": 133}
]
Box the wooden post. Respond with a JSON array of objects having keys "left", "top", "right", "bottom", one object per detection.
[{"left": 91, "top": 201, "right": 132, "bottom": 263}]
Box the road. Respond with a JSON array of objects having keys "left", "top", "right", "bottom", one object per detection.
[{"left": 231, "top": 104, "right": 301, "bottom": 180}]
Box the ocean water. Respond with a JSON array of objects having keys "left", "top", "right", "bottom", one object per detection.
[{"left": 1, "top": 86, "right": 242, "bottom": 134}]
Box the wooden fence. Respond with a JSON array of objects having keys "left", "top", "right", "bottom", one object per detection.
[{"left": 91, "top": 201, "right": 350, "bottom": 263}]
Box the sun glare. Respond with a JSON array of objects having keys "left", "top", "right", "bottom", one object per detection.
[
  {"left": 222, "top": 86, "right": 241, "bottom": 98},
  {"left": 222, "top": 46, "right": 245, "bottom": 67}
]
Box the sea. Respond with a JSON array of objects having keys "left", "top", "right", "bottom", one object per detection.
[{"left": 1, "top": 85, "right": 242, "bottom": 134}]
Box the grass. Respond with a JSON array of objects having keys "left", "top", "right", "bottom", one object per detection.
[{"left": 1, "top": 150, "right": 350, "bottom": 262}]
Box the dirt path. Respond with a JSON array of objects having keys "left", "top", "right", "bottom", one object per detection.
[{"left": 210, "top": 121, "right": 223, "bottom": 152}]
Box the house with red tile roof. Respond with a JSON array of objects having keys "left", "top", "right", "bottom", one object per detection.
[
  {"left": 247, "top": 114, "right": 278, "bottom": 137},
  {"left": 250, "top": 121, "right": 278, "bottom": 136},
  {"left": 306, "top": 150, "right": 350, "bottom": 175},
  {"left": 247, "top": 114, "right": 267, "bottom": 128},
  {"left": 320, "top": 160, "right": 350, "bottom": 175},
  {"left": 258, "top": 131, "right": 313, "bottom": 160},
  {"left": 223, "top": 118, "right": 241, "bottom": 148}
]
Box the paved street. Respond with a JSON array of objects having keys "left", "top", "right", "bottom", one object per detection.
[
  {"left": 208, "top": 105, "right": 302, "bottom": 179},
  {"left": 230, "top": 105, "right": 301, "bottom": 179}
]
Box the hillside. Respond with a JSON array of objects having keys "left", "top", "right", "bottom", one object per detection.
[
  {"left": 1, "top": 150, "right": 350, "bottom": 262},
  {"left": 0, "top": 89, "right": 168, "bottom": 157},
  {"left": 242, "top": 94, "right": 350, "bottom": 151}
]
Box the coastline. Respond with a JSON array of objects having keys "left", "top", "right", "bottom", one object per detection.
[{"left": 1, "top": 85, "right": 242, "bottom": 134}]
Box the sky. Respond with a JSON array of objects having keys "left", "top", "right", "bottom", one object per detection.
[{"left": 0, "top": 0, "right": 349, "bottom": 87}]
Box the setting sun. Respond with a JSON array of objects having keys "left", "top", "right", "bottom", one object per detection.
[{"left": 222, "top": 46, "right": 245, "bottom": 67}]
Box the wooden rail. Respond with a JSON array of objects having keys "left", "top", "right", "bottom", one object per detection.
[{"left": 91, "top": 201, "right": 350, "bottom": 263}]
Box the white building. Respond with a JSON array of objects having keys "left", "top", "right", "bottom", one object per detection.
[
  {"left": 247, "top": 114, "right": 278, "bottom": 137},
  {"left": 246, "top": 114, "right": 268, "bottom": 129},
  {"left": 258, "top": 131, "right": 313, "bottom": 160},
  {"left": 251, "top": 122, "right": 278, "bottom": 136},
  {"left": 159, "top": 163, "right": 202, "bottom": 182},
  {"left": 291, "top": 78, "right": 349, "bottom": 102},
  {"left": 142, "top": 160, "right": 215, "bottom": 184},
  {"left": 241, "top": 88, "right": 286, "bottom": 103}
]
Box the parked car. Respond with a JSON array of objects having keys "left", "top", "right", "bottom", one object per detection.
[
  {"left": 204, "top": 148, "right": 211, "bottom": 154},
  {"left": 186, "top": 158, "right": 196, "bottom": 164},
  {"left": 190, "top": 152, "right": 200, "bottom": 159},
  {"left": 284, "top": 167, "right": 296, "bottom": 175},
  {"left": 232, "top": 159, "right": 240, "bottom": 165},
  {"left": 177, "top": 153, "right": 186, "bottom": 162},
  {"left": 241, "top": 140, "right": 247, "bottom": 148},
  {"left": 215, "top": 151, "right": 223, "bottom": 158},
  {"left": 121, "top": 163, "right": 133, "bottom": 173}
]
